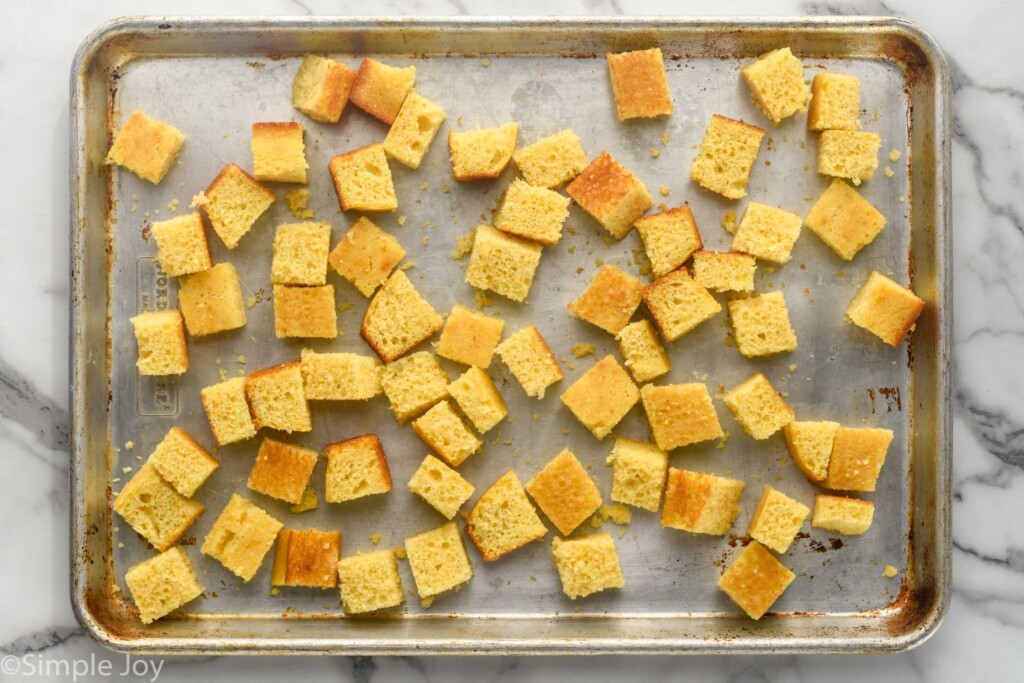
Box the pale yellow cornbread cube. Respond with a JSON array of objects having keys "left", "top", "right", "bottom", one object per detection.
[
  {"left": 727, "top": 291, "right": 797, "bottom": 358},
  {"left": 329, "top": 143, "right": 398, "bottom": 212},
  {"left": 811, "top": 494, "right": 875, "bottom": 535},
  {"left": 607, "top": 438, "right": 668, "bottom": 512},
  {"left": 741, "top": 47, "right": 810, "bottom": 124},
  {"left": 361, "top": 270, "right": 443, "bottom": 362},
  {"left": 377, "top": 351, "right": 450, "bottom": 423},
  {"left": 130, "top": 310, "right": 188, "bottom": 376},
  {"left": 124, "top": 547, "right": 203, "bottom": 624},
  {"left": 616, "top": 319, "right": 671, "bottom": 383},
  {"left": 195, "top": 163, "right": 275, "bottom": 249},
  {"left": 805, "top": 179, "right": 886, "bottom": 260},
  {"left": 494, "top": 178, "right": 570, "bottom": 245},
  {"left": 731, "top": 202, "right": 803, "bottom": 264},
  {"left": 324, "top": 434, "right": 393, "bottom": 503},
  {"left": 494, "top": 324, "right": 564, "bottom": 399},
  {"left": 408, "top": 454, "right": 476, "bottom": 519},
  {"left": 551, "top": 533, "right": 625, "bottom": 600},
  {"left": 690, "top": 115, "right": 765, "bottom": 200},
  {"left": 404, "top": 522, "right": 474, "bottom": 600},
  {"left": 718, "top": 541, "right": 795, "bottom": 620},
  {"left": 178, "top": 263, "right": 247, "bottom": 337},
  {"left": 251, "top": 122, "right": 308, "bottom": 183},
  {"left": 328, "top": 216, "right": 406, "bottom": 297},
  {"left": 147, "top": 427, "right": 218, "bottom": 498},
  {"left": 512, "top": 129, "right": 588, "bottom": 188},
  {"left": 292, "top": 54, "right": 357, "bottom": 123},
  {"left": 466, "top": 470, "right": 547, "bottom": 562},
  {"left": 783, "top": 420, "right": 840, "bottom": 483},
  {"left": 337, "top": 550, "right": 404, "bottom": 614},
  {"left": 846, "top": 271, "right": 926, "bottom": 347},
  {"left": 349, "top": 58, "right": 415, "bottom": 125},
  {"left": 435, "top": 305, "right": 505, "bottom": 369},
  {"left": 464, "top": 224, "right": 543, "bottom": 302},
  {"left": 643, "top": 268, "right": 721, "bottom": 342},
  {"left": 412, "top": 400, "right": 482, "bottom": 467},
  {"left": 271, "top": 528, "right": 341, "bottom": 589},
  {"left": 271, "top": 222, "right": 331, "bottom": 286},
  {"left": 807, "top": 72, "right": 862, "bottom": 132},
  {"left": 448, "top": 122, "right": 518, "bottom": 181},
  {"left": 606, "top": 48, "right": 673, "bottom": 120},
  {"left": 567, "top": 265, "right": 645, "bottom": 335},
  {"left": 150, "top": 212, "right": 211, "bottom": 277},
  {"left": 383, "top": 91, "right": 446, "bottom": 168},
  {"left": 300, "top": 349, "right": 381, "bottom": 401},
  {"left": 526, "top": 449, "right": 603, "bottom": 536},
  {"left": 448, "top": 366, "right": 508, "bottom": 434},
  {"left": 824, "top": 426, "right": 893, "bottom": 492},
  {"left": 566, "top": 151, "right": 653, "bottom": 239},
  {"left": 723, "top": 372, "right": 795, "bottom": 440},
  {"left": 201, "top": 494, "right": 283, "bottom": 582},
  {"left": 747, "top": 486, "right": 810, "bottom": 553},
  {"left": 106, "top": 110, "right": 185, "bottom": 184},
  {"left": 113, "top": 464, "right": 204, "bottom": 552},
  {"left": 244, "top": 361, "right": 312, "bottom": 433},
  {"left": 201, "top": 376, "right": 256, "bottom": 446},
  {"left": 634, "top": 206, "right": 703, "bottom": 278},
  {"left": 560, "top": 355, "right": 639, "bottom": 440},
  {"left": 692, "top": 250, "right": 756, "bottom": 293}
]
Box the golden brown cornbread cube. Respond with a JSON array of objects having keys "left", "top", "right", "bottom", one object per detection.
[
  {"left": 723, "top": 372, "right": 795, "bottom": 440},
  {"left": 178, "top": 263, "right": 247, "bottom": 337},
  {"left": 201, "top": 376, "right": 256, "bottom": 446},
  {"left": 448, "top": 122, "right": 518, "bottom": 181},
  {"left": 113, "top": 464, "right": 204, "bottom": 552},
  {"left": 643, "top": 268, "right": 721, "bottom": 342},
  {"left": 361, "top": 270, "right": 443, "bottom": 362},
  {"left": 551, "top": 533, "right": 625, "bottom": 600},
  {"left": 329, "top": 143, "right": 398, "bottom": 212},
  {"left": 817, "top": 130, "right": 881, "bottom": 185},
  {"left": 494, "top": 324, "right": 564, "bottom": 399},
  {"left": 512, "top": 129, "right": 588, "bottom": 188},
  {"left": 292, "top": 54, "right": 357, "bottom": 124},
  {"left": 196, "top": 164, "right": 275, "bottom": 249},
  {"left": 616, "top": 319, "right": 671, "bottom": 383},
  {"left": 731, "top": 202, "right": 803, "bottom": 264},
  {"left": 846, "top": 271, "right": 925, "bottom": 347},
  {"left": 435, "top": 305, "right": 505, "bottom": 369},
  {"left": 412, "top": 400, "right": 482, "bottom": 467},
  {"left": 566, "top": 151, "right": 653, "bottom": 239},
  {"left": 805, "top": 179, "right": 886, "bottom": 260},
  {"left": 464, "top": 224, "right": 543, "bottom": 302},
  {"left": 350, "top": 58, "right": 415, "bottom": 125},
  {"left": 728, "top": 291, "right": 797, "bottom": 358},
  {"left": 247, "top": 437, "right": 319, "bottom": 504},
  {"left": 741, "top": 47, "right": 810, "bottom": 124},
  {"left": 328, "top": 216, "right": 405, "bottom": 297},
  {"left": 525, "top": 449, "right": 602, "bottom": 536},
  {"left": 811, "top": 494, "right": 875, "bottom": 535},
  {"left": 783, "top": 420, "right": 840, "bottom": 483},
  {"left": 251, "top": 122, "right": 308, "bottom": 183},
  {"left": 124, "top": 547, "right": 204, "bottom": 624},
  {"left": 300, "top": 348, "right": 381, "bottom": 401},
  {"left": 244, "top": 361, "right": 312, "bottom": 433},
  {"left": 467, "top": 470, "right": 548, "bottom": 561},
  {"left": 568, "top": 266, "right": 645, "bottom": 335},
  {"left": 408, "top": 454, "right": 476, "bottom": 519},
  {"left": 130, "top": 310, "right": 188, "bottom": 376},
  {"left": 640, "top": 383, "right": 724, "bottom": 451},
  {"left": 448, "top": 367, "right": 507, "bottom": 434},
  {"left": 690, "top": 114, "right": 766, "bottom": 200},
  {"left": 824, "top": 426, "right": 893, "bottom": 492},
  {"left": 494, "top": 179, "right": 570, "bottom": 245},
  {"left": 201, "top": 494, "right": 283, "bottom": 582},
  {"left": 608, "top": 438, "right": 668, "bottom": 512},
  {"left": 748, "top": 486, "right": 810, "bottom": 553},
  {"left": 560, "top": 355, "right": 639, "bottom": 440},
  {"left": 378, "top": 351, "right": 450, "bottom": 423},
  {"left": 661, "top": 468, "right": 744, "bottom": 535},
  {"left": 807, "top": 72, "right": 862, "bottom": 132},
  {"left": 405, "top": 522, "right": 474, "bottom": 601},
  {"left": 271, "top": 222, "right": 331, "bottom": 286},
  {"left": 606, "top": 48, "right": 673, "bottom": 120},
  {"left": 383, "top": 91, "right": 447, "bottom": 169},
  {"left": 337, "top": 550, "right": 404, "bottom": 614},
  {"left": 325, "top": 434, "right": 393, "bottom": 503},
  {"left": 271, "top": 528, "right": 341, "bottom": 589},
  {"left": 106, "top": 110, "right": 185, "bottom": 184},
  {"left": 634, "top": 206, "right": 703, "bottom": 278},
  {"left": 148, "top": 427, "right": 218, "bottom": 498},
  {"left": 273, "top": 284, "right": 337, "bottom": 339},
  {"left": 150, "top": 212, "right": 211, "bottom": 277},
  {"left": 692, "top": 250, "right": 756, "bottom": 293},
  {"left": 718, "top": 541, "right": 795, "bottom": 620}
]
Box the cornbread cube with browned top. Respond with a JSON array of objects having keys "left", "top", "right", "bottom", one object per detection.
[
  {"left": 467, "top": 470, "right": 548, "bottom": 562},
  {"left": 113, "top": 464, "right": 204, "bottom": 552},
  {"left": 846, "top": 271, "right": 926, "bottom": 347},
  {"left": 328, "top": 216, "right": 406, "bottom": 297},
  {"left": 449, "top": 122, "right": 518, "bottom": 181},
  {"left": 435, "top": 305, "right": 505, "bottom": 369},
  {"left": 568, "top": 266, "right": 645, "bottom": 335},
  {"left": 525, "top": 449, "right": 602, "bottom": 536},
  {"left": 567, "top": 151, "right": 653, "bottom": 239},
  {"left": 640, "top": 383, "right": 724, "bottom": 451},
  {"left": 273, "top": 284, "right": 337, "bottom": 339},
  {"left": 329, "top": 143, "right": 398, "bottom": 212},
  {"left": 201, "top": 494, "right": 283, "bottom": 582},
  {"left": 349, "top": 58, "right": 415, "bottom": 124},
  {"left": 606, "top": 48, "right": 673, "bottom": 120},
  {"left": 561, "top": 355, "right": 639, "bottom": 440},
  {"left": 361, "top": 270, "right": 443, "bottom": 362},
  {"left": 247, "top": 437, "right": 319, "bottom": 504},
  {"left": 824, "top": 426, "right": 893, "bottom": 492},
  {"left": 178, "top": 263, "right": 247, "bottom": 337},
  {"left": 271, "top": 529, "right": 342, "bottom": 589},
  {"left": 251, "top": 122, "right": 308, "bottom": 183},
  {"left": 150, "top": 212, "right": 211, "bottom": 277},
  {"left": 124, "top": 547, "right": 203, "bottom": 624},
  {"left": 130, "top": 310, "right": 188, "bottom": 376},
  {"left": 805, "top": 179, "right": 886, "bottom": 260},
  {"left": 244, "top": 361, "right": 312, "bottom": 433},
  {"left": 325, "top": 434, "right": 392, "bottom": 503},
  {"left": 106, "top": 110, "right": 185, "bottom": 184},
  {"left": 661, "top": 468, "right": 744, "bottom": 535},
  {"left": 292, "top": 54, "right": 358, "bottom": 123},
  {"left": 195, "top": 163, "right": 275, "bottom": 249},
  {"left": 741, "top": 48, "right": 810, "bottom": 124},
  {"left": 643, "top": 268, "right": 721, "bottom": 342},
  {"left": 718, "top": 541, "right": 795, "bottom": 620},
  {"left": 634, "top": 206, "right": 703, "bottom": 278},
  {"left": 728, "top": 291, "right": 797, "bottom": 358},
  {"left": 731, "top": 202, "right": 803, "bottom": 264},
  {"left": 690, "top": 115, "right": 765, "bottom": 200},
  {"left": 512, "top": 129, "right": 588, "bottom": 188}
]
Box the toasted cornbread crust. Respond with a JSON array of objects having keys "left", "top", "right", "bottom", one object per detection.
[
  {"left": 247, "top": 437, "right": 319, "bottom": 504},
  {"left": 567, "top": 266, "right": 645, "bottom": 335},
  {"left": 350, "top": 58, "right": 416, "bottom": 124},
  {"left": 560, "top": 355, "right": 639, "bottom": 440},
  {"left": 292, "top": 54, "right": 358, "bottom": 123},
  {"left": 606, "top": 48, "right": 673, "bottom": 120},
  {"left": 106, "top": 110, "right": 185, "bottom": 184},
  {"left": 526, "top": 449, "right": 602, "bottom": 536},
  {"left": 567, "top": 151, "right": 653, "bottom": 239},
  {"left": 271, "top": 528, "right": 342, "bottom": 588},
  {"left": 718, "top": 541, "right": 795, "bottom": 620},
  {"left": 640, "top": 383, "right": 724, "bottom": 451},
  {"left": 846, "top": 271, "right": 925, "bottom": 347},
  {"left": 661, "top": 468, "right": 744, "bottom": 536},
  {"left": 273, "top": 284, "right": 338, "bottom": 339}
]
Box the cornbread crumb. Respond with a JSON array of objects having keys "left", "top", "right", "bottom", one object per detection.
[
  {"left": 370, "top": 533, "right": 382, "bottom": 545},
  {"left": 571, "top": 343, "right": 595, "bottom": 358},
  {"left": 884, "top": 564, "right": 898, "bottom": 578},
  {"left": 884, "top": 166, "right": 894, "bottom": 178},
  {"left": 722, "top": 209, "right": 737, "bottom": 234},
  {"left": 889, "top": 149, "right": 901, "bottom": 162},
  {"left": 598, "top": 504, "right": 632, "bottom": 525}
]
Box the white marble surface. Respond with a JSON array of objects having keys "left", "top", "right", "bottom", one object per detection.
[{"left": 1, "top": 0, "right": 1020, "bottom": 680}]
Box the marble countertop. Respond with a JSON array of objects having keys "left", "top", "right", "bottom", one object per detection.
[{"left": 2, "top": 0, "right": 1020, "bottom": 680}]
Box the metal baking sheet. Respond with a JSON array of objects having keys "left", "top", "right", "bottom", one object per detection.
[{"left": 70, "top": 16, "right": 951, "bottom": 655}]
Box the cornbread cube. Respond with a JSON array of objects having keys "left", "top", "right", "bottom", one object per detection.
[
  {"left": 824, "top": 427, "right": 893, "bottom": 492},
  {"left": 383, "top": 91, "right": 447, "bottom": 169},
  {"left": 728, "top": 291, "right": 797, "bottom": 358},
  {"left": 464, "top": 224, "right": 543, "bottom": 302},
  {"left": 818, "top": 130, "right": 881, "bottom": 185},
  {"left": 408, "top": 454, "right": 476, "bottom": 519},
  {"left": 606, "top": 48, "right": 673, "bottom": 120},
  {"left": 405, "top": 522, "right": 474, "bottom": 600},
  {"left": 271, "top": 529, "right": 341, "bottom": 589},
  {"left": 634, "top": 206, "right": 703, "bottom": 278},
  {"left": 329, "top": 143, "right": 397, "bottom": 213},
  {"left": 552, "top": 533, "right": 625, "bottom": 599},
  {"left": 512, "top": 129, "right": 588, "bottom": 188},
  {"left": 337, "top": 550, "right": 404, "bottom": 614},
  {"left": 328, "top": 216, "right": 405, "bottom": 297},
  {"left": 494, "top": 178, "right": 570, "bottom": 245},
  {"left": 643, "top": 268, "right": 721, "bottom": 342},
  {"left": 846, "top": 271, "right": 926, "bottom": 347},
  {"left": 566, "top": 151, "right": 653, "bottom": 239},
  {"left": 196, "top": 164, "right": 275, "bottom": 249},
  {"left": 783, "top": 420, "right": 840, "bottom": 483},
  {"left": 690, "top": 115, "right": 765, "bottom": 200},
  {"left": 435, "top": 305, "right": 505, "bottom": 368},
  {"left": 378, "top": 351, "right": 450, "bottom": 423},
  {"left": 150, "top": 212, "right": 211, "bottom": 277},
  {"left": 448, "top": 122, "right": 518, "bottom": 181},
  {"left": 247, "top": 437, "right": 319, "bottom": 504},
  {"left": 273, "top": 284, "right": 337, "bottom": 339},
  {"left": 525, "top": 449, "right": 602, "bottom": 536},
  {"left": 412, "top": 400, "right": 482, "bottom": 467},
  {"left": 124, "top": 547, "right": 204, "bottom": 624},
  {"left": 808, "top": 72, "right": 862, "bottom": 132},
  {"left": 251, "top": 122, "right": 308, "bottom": 184},
  {"left": 178, "top": 263, "right": 247, "bottom": 339},
  {"left": 805, "top": 179, "right": 886, "bottom": 260},
  {"left": 718, "top": 541, "right": 795, "bottom": 620},
  {"left": 811, "top": 494, "right": 875, "bottom": 535},
  {"left": 300, "top": 348, "right": 381, "bottom": 401},
  {"left": 113, "top": 464, "right": 204, "bottom": 552},
  {"left": 741, "top": 47, "right": 810, "bottom": 124},
  {"left": 244, "top": 361, "right": 312, "bottom": 433},
  {"left": 130, "top": 310, "right": 188, "bottom": 376},
  {"left": 723, "top": 372, "right": 795, "bottom": 440},
  {"left": 494, "top": 324, "right": 564, "bottom": 399},
  {"left": 466, "top": 470, "right": 548, "bottom": 561},
  {"left": 349, "top": 58, "right": 415, "bottom": 125},
  {"left": 361, "top": 270, "right": 443, "bottom": 362},
  {"left": 324, "top": 434, "right": 392, "bottom": 503},
  {"left": 608, "top": 438, "right": 668, "bottom": 512},
  {"left": 748, "top": 486, "right": 810, "bottom": 553},
  {"left": 292, "top": 54, "right": 357, "bottom": 123},
  {"left": 692, "top": 251, "right": 756, "bottom": 293},
  {"left": 148, "top": 427, "right": 218, "bottom": 498},
  {"left": 640, "top": 383, "right": 724, "bottom": 451},
  {"left": 731, "top": 202, "right": 803, "bottom": 264},
  {"left": 616, "top": 319, "right": 671, "bottom": 383},
  {"left": 106, "top": 110, "right": 184, "bottom": 184},
  {"left": 448, "top": 367, "right": 507, "bottom": 434},
  {"left": 201, "top": 377, "right": 256, "bottom": 446},
  {"left": 560, "top": 355, "right": 639, "bottom": 440},
  {"left": 662, "top": 468, "right": 744, "bottom": 535},
  {"left": 201, "top": 494, "right": 283, "bottom": 582},
  {"left": 271, "top": 222, "right": 331, "bottom": 286},
  {"left": 568, "top": 266, "right": 645, "bottom": 335}
]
